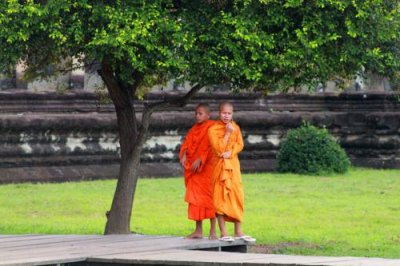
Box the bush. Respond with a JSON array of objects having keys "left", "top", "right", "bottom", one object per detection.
[{"left": 277, "top": 123, "right": 350, "bottom": 175}]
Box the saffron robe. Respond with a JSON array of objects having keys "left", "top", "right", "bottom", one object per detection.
[
  {"left": 208, "top": 121, "right": 244, "bottom": 222},
  {"left": 180, "top": 120, "right": 216, "bottom": 221}
]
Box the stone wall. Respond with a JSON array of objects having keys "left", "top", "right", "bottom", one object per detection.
[{"left": 0, "top": 90, "right": 399, "bottom": 183}]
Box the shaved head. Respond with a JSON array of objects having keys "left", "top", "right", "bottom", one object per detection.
[
  {"left": 219, "top": 101, "right": 233, "bottom": 111},
  {"left": 196, "top": 103, "right": 211, "bottom": 113}
]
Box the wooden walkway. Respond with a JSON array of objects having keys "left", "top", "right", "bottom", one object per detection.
[{"left": 1, "top": 234, "right": 400, "bottom": 266}]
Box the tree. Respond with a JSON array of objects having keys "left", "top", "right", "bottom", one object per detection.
[
  {"left": 1, "top": 0, "right": 198, "bottom": 234},
  {"left": 183, "top": 0, "right": 400, "bottom": 91},
  {"left": 1, "top": 0, "right": 399, "bottom": 234}
]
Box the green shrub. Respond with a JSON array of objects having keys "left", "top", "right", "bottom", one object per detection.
[{"left": 277, "top": 123, "right": 350, "bottom": 175}]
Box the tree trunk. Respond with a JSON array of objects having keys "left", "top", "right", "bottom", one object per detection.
[
  {"left": 103, "top": 103, "right": 152, "bottom": 234},
  {"left": 99, "top": 59, "right": 145, "bottom": 234},
  {"left": 99, "top": 58, "right": 202, "bottom": 234},
  {"left": 104, "top": 136, "right": 142, "bottom": 234}
]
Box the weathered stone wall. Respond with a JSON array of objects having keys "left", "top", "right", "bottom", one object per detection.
[{"left": 0, "top": 90, "right": 399, "bottom": 183}]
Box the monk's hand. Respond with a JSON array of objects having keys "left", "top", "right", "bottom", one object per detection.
[
  {"left": 180, "top": 152, "right": 187, "bottom": 167},
  {"left": 190, "top": 159, "right": 202, "bottom": 172},
  {"left": 223, "top": 123, "right": 234, "bottom": 143},
  {"left": 221, "top": 151, "right": 232, "bottom": 159},
  {"left": 226, "top": 123, "right": 235, "bottom": 133}
]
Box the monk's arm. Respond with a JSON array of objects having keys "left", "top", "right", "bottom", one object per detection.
[
  {"left": 198, "top": 142, "right": 208, "bottom": 162},
  {"left": 231, "top": 128, "right": 244, "bottom": 157},
  {"left": 180, "top": 130, "right": 193, "bottom": 164},
  {"left": 179, "top": 141, "right": 186, "bottom": 156},
  {"left": 196, "top": 145, "right": 213, "bottom": 172},
  {"left": 179, "top": 139, "right": 188, "bottom": 160},
  {"left": 218, "top": 123, "right": 239, "bottom": 158},
  {"left": 208, "top": 127, "right": 227, "bottom": 156}
]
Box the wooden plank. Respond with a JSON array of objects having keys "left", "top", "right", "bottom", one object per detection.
[
  {"left": 0, "top": 236, "right": 142, "bottom": 261},
  {"left": 0, "top": 235, "right": 119, "bottom": 261},
  {"left": 0, "top": 235, "right": 167, "bottom": 250},
  {"left": 0, "top": 235, "right": 102, "bottom": 250},
  {"left": 0, "top": 254, "right": 87, "bottom": 266},
  {"left": 0, "top": 234, "right": 96, "bottom": 246},
  {"left": 63, "top": 236, "right": 247, "bottom": 257},
  {"left": 0, "top": 234, "right": 165, "bottom": 250},
  {"left": 0, "top": 234, "right": 263, "bottom": 266},
  {"left": 1, "top": 234, "right": 125, "bottom": 249},
  {"left": 0, "top": 235, "right": 216, "bottom": 262},
  {"left": 2, "top": 234, "right": 399, "bottom": 266},
  {"left": 89, "top": 250, "right": 400, "bottom": 266},
  {"left": 0, "top": 234, "right": 62, "bottom": 244},
  {"left": 89, "top": 249, "right": 273, "bottom": 263},
  {"left": 0, "top": 234, "right": 41, "bottom": 239}
]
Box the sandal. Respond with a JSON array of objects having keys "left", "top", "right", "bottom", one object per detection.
[
  {"left": 219, "top": 236, "right": 235, "bottom": 242},
  {"left": 235, "top": 235, "right": 256, "bottom": 243}
]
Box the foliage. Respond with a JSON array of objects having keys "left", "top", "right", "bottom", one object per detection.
[
  {"left": 0, "top": 0, "right": 191, "bottom": 96},
  {"left": 1, "top": 168, "right": 400, "bottom": 258},
  {"left": 390, "top": 71, "right": 400, "bottom": 91},
  {"left": 0, "top": 0, "right": 399, "bottom": 91},
  {"left": 179, "top": 0, "right": 400, "bottom": 91},
  {"left": 277, "top": 123, "right": 350, "bottom": 175}
]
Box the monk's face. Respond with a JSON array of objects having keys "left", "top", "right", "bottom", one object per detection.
[
  {"left": 195, "top": 107, "right": 210, "bottom": 124},
  {"left": 219, "top": 105, "right": 233, "bottom": 124}
]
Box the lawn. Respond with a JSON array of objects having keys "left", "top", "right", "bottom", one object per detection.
[{"left": 0, "top": 168, "right": 399, "bottom": 258}]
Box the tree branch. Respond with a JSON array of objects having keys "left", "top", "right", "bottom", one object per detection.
[
  {"left": 55, "top": 58, "right": 98, "bottom": 73},
  {"left": 98, "top": 57, "right": 136, "bottom": 109},
  {"left": 146, "top": 83, "right": 203, "bottom": 112},
  {"left": 136, "top": 83, "right": 203, "bottom": 146}
]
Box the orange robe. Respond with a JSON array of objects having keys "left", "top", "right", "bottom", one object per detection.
[
  {"left": 208, "top": 121, "right": 244, "bottom": 222},
  {"left": 180, "top": 120, "right": 216, "bottom": 221}
]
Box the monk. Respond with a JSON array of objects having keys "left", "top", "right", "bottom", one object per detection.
[
  {"left": 208, "top": 102, "right": 255, "bottom": 243},
  {"left": 179, "top": 103, "right": 217, "bottom": 239}
]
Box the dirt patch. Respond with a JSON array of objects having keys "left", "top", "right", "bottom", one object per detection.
[{"left": 248, "top": 242, "right": 321, "bottom": 254}]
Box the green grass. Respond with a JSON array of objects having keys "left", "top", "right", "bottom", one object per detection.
[{"left": 0, "top": 168, "right": 399, "bottom": 258}]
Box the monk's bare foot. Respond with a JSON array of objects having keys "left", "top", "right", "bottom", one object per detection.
[
  {"left": 208, "top": 234, "right": 218, "bottom": 240},
  {"left": 185, "top": 232, "right": 203, "bottom": 239},
  {"left": 234, "top": 230, "right": 245, "bottom": 238}
]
